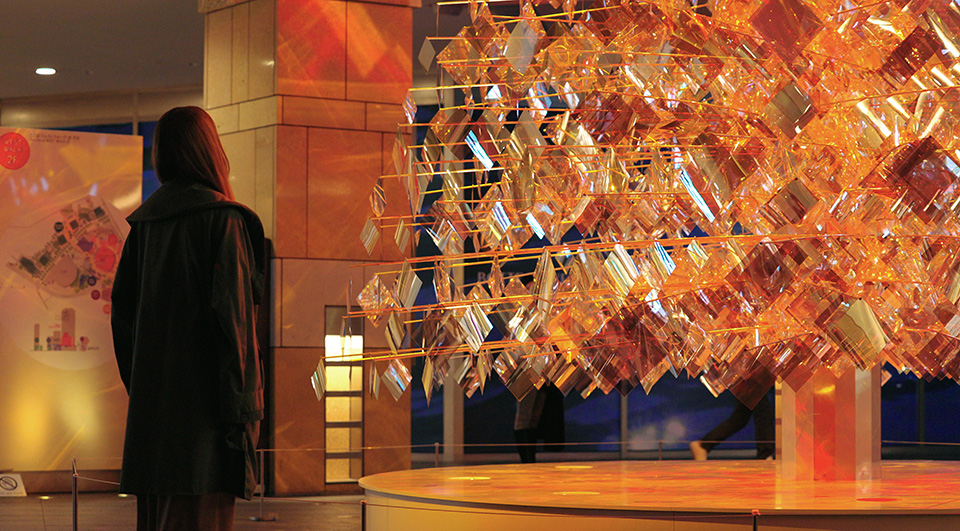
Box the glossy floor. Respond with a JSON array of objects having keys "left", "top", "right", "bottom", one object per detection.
[{"left": 0, "top": 493, "right": 362, "bottom": 531}]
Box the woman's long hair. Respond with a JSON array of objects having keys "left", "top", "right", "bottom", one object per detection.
[{"left": 152, "top": 106, "right": 235, "bottom": 200}]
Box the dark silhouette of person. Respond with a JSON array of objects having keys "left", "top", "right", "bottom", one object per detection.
[
  {"left": 514, "top": 384, "right": 565, "bottom": 463},
  {"left": 112, "top": 106, "right": 266, "bottom": 531}
]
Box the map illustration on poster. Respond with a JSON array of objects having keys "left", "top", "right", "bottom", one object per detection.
[
  {"left": 0, "top": 128, "right": 141, "bottom": 471},
  {"left": 4, "top": 196, "right": 127, "bottom": 370}
]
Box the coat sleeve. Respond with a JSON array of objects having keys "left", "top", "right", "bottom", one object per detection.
[
  {"left": 111, "top": 224, "right": 139, "bottom": 394},
  {"left": 211, "top": 211, "right": 264, "bottom": 424}
]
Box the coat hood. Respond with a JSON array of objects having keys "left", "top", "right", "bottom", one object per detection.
[
  {"left": 128, "top": 179, "right": 236, "bottom": 222},
  {"left": 127, "top": 179, "right": 267, "bottom": 284}
]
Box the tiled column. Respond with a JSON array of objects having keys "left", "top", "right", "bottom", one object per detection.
[{"left": 200, "top": 0, "right": 415, "bottom": 495}]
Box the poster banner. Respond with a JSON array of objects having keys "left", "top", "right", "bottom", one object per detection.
[{"left": 0, "top": 128, "right": 141, "bottom": 471}]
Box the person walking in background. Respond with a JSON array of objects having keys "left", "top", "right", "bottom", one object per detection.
[
  {"left": 514, "top": 384, "right": 565, "bottom": 463},
  {"left": 689, "top": 393, "right": 774, "bottom": 461},
  {"left": 111, "top": 106, "right": 266, "bottom": 531}
]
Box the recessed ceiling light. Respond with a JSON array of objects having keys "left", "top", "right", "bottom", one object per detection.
[{"left": 35, "top": 67, "right": 56, "bottom": 76}]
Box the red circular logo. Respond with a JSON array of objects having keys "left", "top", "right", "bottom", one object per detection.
[{"left": 0, "top": 132, "right": 30, "bottom": 170}]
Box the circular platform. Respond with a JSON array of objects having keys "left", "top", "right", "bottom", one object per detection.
[{"left": 360, "top": 460, "right": 960, "bottom": 530}]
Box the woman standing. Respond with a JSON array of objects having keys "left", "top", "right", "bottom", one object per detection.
[{"left": 111, "top": 106, "right": 265, "bottom": 531}]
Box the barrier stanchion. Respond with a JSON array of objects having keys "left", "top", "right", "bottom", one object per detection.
[
  {"left": 249, "top": 449, "right": 277, "bottom": 522},
  {"left": 71, "top": 457, "right": 123, "bottom": 531},
  {"left": 434, "top": 442, "right": 440, "bottom": 467},
  {"left": 72, "top": 458, "right": 78, "bottom": 531},
  {"left": 752, "top": 508, "right": 760, "bottom": 530}
]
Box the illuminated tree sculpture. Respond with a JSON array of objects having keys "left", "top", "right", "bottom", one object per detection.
[{"left": 352, "top": 0, "right": 960, "bottom": 410}]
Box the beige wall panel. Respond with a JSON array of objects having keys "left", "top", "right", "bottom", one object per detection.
[
  {"left": 255, "top": 125, "right": 277, "bottom": 240},
  {"left": 239, "top": 96, "right": 280, "bottom": 131},
  {"left": 222, "top": 128, "right": 257, "bottom": 207},
  {"left": 209, "top": 103, "right": 240, "bottom": 134},
  {"left": 248, "top": 0, "right": 277, "bottom": 99},
  {"left": 281, "top": 96, "right": 365, "bottom": 130},
  {"left": 231, "top": 2, "right": 250, "bottom": 103},
  {"left": 205, "top": 8, "right": 233, "bottom": 109},
  {"left": 275, "top": 125, "right": 308, "bottom": 257}
]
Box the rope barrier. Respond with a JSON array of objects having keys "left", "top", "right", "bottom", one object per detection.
[{"left": 71, "top": 476, "right": 120, "bottom": 487}]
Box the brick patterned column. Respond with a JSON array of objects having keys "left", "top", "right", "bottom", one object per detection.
[{"left": 200, "top": 0, "right": 415, "bottom": 495}]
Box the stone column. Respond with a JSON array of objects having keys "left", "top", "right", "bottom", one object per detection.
[{"left": 199, "top": 0, "right": 415, "bottom": 495}]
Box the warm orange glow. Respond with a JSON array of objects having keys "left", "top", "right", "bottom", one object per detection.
[{"left": 353, "top": 0, "right": 960, "bottom": 408}]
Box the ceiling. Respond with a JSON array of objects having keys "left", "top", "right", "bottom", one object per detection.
[
  {"left": 1, "top": 1, "right": 205, "bottom": 100},
  {"left": 0, "top": 0, "right": 468, "bottom": 101}
]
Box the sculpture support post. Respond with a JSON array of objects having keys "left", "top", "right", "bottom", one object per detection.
[{"left": 777, "top": 366, "right": 881, "bottom": 481}]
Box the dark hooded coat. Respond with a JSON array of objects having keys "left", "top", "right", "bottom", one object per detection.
[{"left": 111, "top": 179, "right": 265, "bottom": 499}]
